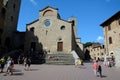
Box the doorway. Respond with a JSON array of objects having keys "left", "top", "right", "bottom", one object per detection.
[
  {"left": 57, "top": 42, "right": 63, "bottom": 51},
  {"left": 30, "top": 42, "right": 36, "bottom": 51}
]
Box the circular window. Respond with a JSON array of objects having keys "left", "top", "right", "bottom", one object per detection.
[
  {"left": 60, "top": 26, "right": 65, "bottom": 30},
  {"left": 44, "top": 20, "right": 50, "bottom": 26}
]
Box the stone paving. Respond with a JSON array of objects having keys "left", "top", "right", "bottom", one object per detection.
[{"left": 0, "top": 62, "right": 120, "bottom": 80}]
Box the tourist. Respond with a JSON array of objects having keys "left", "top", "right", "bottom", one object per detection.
[
  {"left": 10, "top": 58, "right": 14, "bottom": 75},
  {"left": 24, "top": 57, "right": 31, "bottom": 71},
  {"left": 0, "top": 57, "right": 6, "bottom": 72},
  {"left": 5, "top": 56, "right": 11, "bottom": 75},
  {"left": 97, "top": 64, "right": 102, "bottom": 77},
  {"left": 24, "top": 57, "right": 27, "bottom": 70},
  {"left": 78, "top": 59, "right": 83, "bottom": 68},
  {"left": 93, "top": 60, "right": 99, "bottom": 76},
  {"left": 26, "top": 58, "right": 31, "bottom": 71},
  {"left": 17, "top": 55, "right": 21, "bottom": 64}
]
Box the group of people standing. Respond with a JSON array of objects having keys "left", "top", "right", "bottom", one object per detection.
[
  {"left": 17, "top": 55, "right": 31, "bottom": 71},
  {"left": 0, "top": 56, "right": 14, "bottom": 75}
]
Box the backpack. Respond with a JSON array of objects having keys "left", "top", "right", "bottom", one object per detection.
[{"left": 27, "top": 58, "right": 31, "bottom": 64}]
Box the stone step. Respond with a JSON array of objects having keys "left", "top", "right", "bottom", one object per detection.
[{"left": 45, "top": 53, "right": 75, "bottom": 65}]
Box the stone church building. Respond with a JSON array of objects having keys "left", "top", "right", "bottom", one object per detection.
[
  {"left": 0, "top": 3, "right": 84, "bottom": 64},
  {"left": 24, "top": 6, "right": 84, "bottom": 64}
]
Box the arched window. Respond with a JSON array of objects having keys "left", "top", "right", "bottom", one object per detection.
[
  {"left": 11, "top": 16, "right": 13, "bottom": 21},
  {"left": 13, "top": 3, "right": 16, "bottom": 10},
  {"left": 1, "top": 7, "right": 6, "bottom": 16},
  {"left": 30, "top": 27, "right": 35, "bottom": 32},
  {"left": 109, "top": 37, "right": 112, "bottom": 44}
]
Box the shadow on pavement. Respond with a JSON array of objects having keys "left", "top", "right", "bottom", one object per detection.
[
  {"left": 101, "top": 75, "right": 107, "bottom": 78},
  {"left": 12, "top": 69, "right": 24, "bottom": 76},
  {"left": 13, "top": 69, "right": 22, "bottom": 72},
  {"left": 12, "top": 72, "right": 24, "bottom": 76},
  {"left": 97, "top": 75, "right": 107, "bottom": 78},
  {"left": 30, "top": 69, "right": 39, "bottom": 71}
]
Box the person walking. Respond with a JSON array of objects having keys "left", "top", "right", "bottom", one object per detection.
[
  {"left": 0, "top": 57, "right": 6, "bottom": 72},
  {"left": 93, "top": 60, "right": 99, "bottom": 76},
  {"left": 26, "top": 58, "right": 31, "bottom": 71},
  {"left": 4, "top": 57, "right": 14, "bottom": 76},
  {"left": 98, "top": 64, "right": 102, "bottom": 77},
  {"left": 24, "top": 57, "right": 27, "bottom": 70},
  {"left": 24, "top": 57, "right": 31, "bottom": 71},
  {"left": 5, "top": 56, "right": 12, "bottom": 75},
  {"left": 17, "top": 55, "right": 21, "bottom": 64},
  {"left": 9, "top": 58, "right": 14, "bottom": 75}
]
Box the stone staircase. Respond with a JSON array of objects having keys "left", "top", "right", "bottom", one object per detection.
[{"left": 45, "top": 52, "right": 75, "bottom": 65}]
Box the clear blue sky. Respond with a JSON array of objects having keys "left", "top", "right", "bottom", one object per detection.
[{"left": 17, "top": 0, "right": 120, "bottom": 44}]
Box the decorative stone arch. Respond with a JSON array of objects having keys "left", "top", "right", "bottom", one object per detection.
[{"left": 43, "top": 10, "right": 53, "bottom": 16}]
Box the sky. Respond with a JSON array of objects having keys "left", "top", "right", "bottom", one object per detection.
[{"left": 17, "top": 0, "right": 120, "bottom": 44}]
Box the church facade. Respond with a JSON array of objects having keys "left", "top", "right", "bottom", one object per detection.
[{"left": 24, "top": 6, "right": 83, "bottom": 59}]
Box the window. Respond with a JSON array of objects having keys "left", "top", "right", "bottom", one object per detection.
[
  {"left": 97, "top": 48, "right": 99, "bottom": 50},
  {"left": 44, "top": 20, "right": 50, "bottom": 27},
  {"left": 60, "top": 26, "right": 65, "bottom": 30},
  {"left": 109, "top": 37, "right": 112, "bottom": 44},
  {"left": 108, "top": 24, "right": 111, "bottom": 30},
  {"left": 30, "top": 27, "right": 35, "bottom": 32},
  {"left": 2, "top": 7, "right": 6, "bottom": 16},
  {"left": 11, "top": 16, "right": 13, "bottom": 21},
  {"left": 13, "top": 4, "right": 16, "bottom": 10},
  {"left": 111, "top": 53, "right": 113, "bottom": 54},
  {"left": 101, "top": 53, "right": 103, "bottom": 55},
  {"left": 98, "top": 53, "right": 99, "bottom": 56}
]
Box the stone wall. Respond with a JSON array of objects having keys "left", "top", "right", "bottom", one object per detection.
[{"left": 114, "top": 47, "right": 120, "bottom": 67}]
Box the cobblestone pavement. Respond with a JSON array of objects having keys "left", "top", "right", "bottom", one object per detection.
[{"left": 0, "top": 62, "right": 120, "bottom": 80}]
